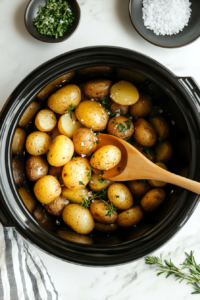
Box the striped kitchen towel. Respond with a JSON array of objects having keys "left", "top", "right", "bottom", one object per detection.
[{"left": 0, "top": 223, "right": 58, "bottom": 300}]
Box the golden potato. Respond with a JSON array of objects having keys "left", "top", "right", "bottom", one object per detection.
[
  {"left": 94, "top": 222, "right": 118, "bottom": 232},
  {"left": 110, "top": 80, "right": 139, "bottom": 105},
  {"left": 133, "top": 118, "right": 157, "bottom": 147},
  {"left": 58, "top": 112, "right": 82, "bottom": 138},
  {"left": 149, "top": 117, "right": 170, "bottom": 141},
  {"left": 12, "top": 128, "right": 26, "bottom": 155},
  {"left": 83, "top": 79, "right": 112, "bottom": 101},
  {"left": 62, "top": 187, "right": 90, "bottom": 204},
  {"left": 75, "top": 100, "right": 108, "bottom": 131},
  {"left": 12, "top": 158, "right": 24, "bottom": 186},
  {"left": 129, "top": 93, "right": 152, "bottom": 118},
  {"left": 44, "top": 195, "right": 69, "bottom": 216},
  {"left": 48, "top": 84, "right": 81, "bottom": 114},
  {"left": 50, "top": 125, "right": 60, "bottom": 140},
  {"left": 25, "top": 131, "right": 50, "bottom": 156},
  {"left": 19, "top": 102, "right": 40, "bottom": 127},
  {"left": 90, "top": 200, "right": 117, "bottom": 224},
  {"left": 35, "top": 109, "right": 57, "bottom": 132},
  {"left": 89, "top": 173, "right": 113, "bottom": 192},
  {"left": 117, "top": 206, "right": 143, "bottom": 227},
  {"left": 108, "top": 101, "right": 129, "bottom": 116},
  {"left": 148, "top": 162, "right": 168, "bottom": 188},
  {"left": 141, "top": 188, "right": 166, "bottom": 212},
  {"left": 62, "top": 157, "right": 91, "bottom": 189},
  {"left": 33, "top": 175, "right": 61, "bottom": 204},
  {"left": 107, "top": 116, "right": 134, "bottom": 139},
  {"left": 18, "top": 187, "right": 36, "bottom": 213},
  {"left": 57, "top": 228, "right": 93, "bottom": 244},
  {"left": 132, "top": 142, "right": 156, "bottom": 162},
  {"left": 108, "top": 183, "right": 133, "bottom": 210},
  {"left": 73, "top": 128, "right": 97, "bottom": 156},
  {"left": 62, "top": 204, "right": 94, "bottom": 234},
  {"left": 90, "top": 145, "right": 121, "bottom": 170},
  {"left": 127, "top": 180, "right": 151, "bottom": 198},
  {"left": 156, "top": 141, "right": 173, "bottom": 163},
  {"left": 25, "top": 156, "right": 48, "bottom": 182},
  {"left": 47, "top": 135, "right": 74, "bottom": 167}
]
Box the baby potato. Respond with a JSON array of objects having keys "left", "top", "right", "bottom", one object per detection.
[
  {"left": 19, "top": 102, "right": 40, "bottom": 127},
  {"left": 73, "top": 128, "right": 97, "bottom": 156},
  {"left": 48, "top": 84, "right": 81, "bottom": 114},
  {"left": 62, "top": 157, "right": 91, "bottom": 189},
  {"left": 149, "top": 116, "right": 169, "bottom": 141},
  {"left": 90, "top": 145, "right": 121, "bottom": 170},
  {"left": 108, "top": 183, "right": 133, "bottom": 210},
  {"left": 117, "top": 206, "right": 143, "bottom": 227},
  {"left": 148, "top": 162, "right": 168, "bottom": 188},
  {"left": 48, "top": 166, "right": 63, "bottom": 178},
  {"left": 94, "top": 222, "right": 118, "bottom": 232},
  {"left": 132, "top": 142, "right": 155, "bottom": 162},
  {"left": 18, "top": 187, "right": 36, "bottom": 213},
  {"left": 156, "top": 141, "right": 173, "bottom": 163},
  {"left": 62, "top": 187, "right": 90, "bottom": 204},
  {"left": 12, "top": 128, "right": 26, "bottom": 155},
  {"left": 83, "top": 79, "right": 112, "bottom": 100},
  {"left": 90, "top": 200, "right": 117, "bottom": 224},
  {"left": 25, "top": 156, "right": 48, "bottom": 182},
  {"left": 33, "top": 206, "right": 55, "bottom": 231},
  {"left": 47, "top": 135, "right": 74, "bottom": 167},
  {"left": 127, "top": 180, "right": 151, "bottom": 198},
  {"left": 108, "top": 101, "right": 129, "bottom": 116},
  {"left": 35, "top": 109, "right": 57, "bottom": 132},
  {"left": 58, "top": 112, "right": 82, "bottom": 138},
  {"left": 107, "top": 116, "right": 134, "bottom": 139},
  {"left": 26, "top": 131, "right": 50, "bottom": 156},
  {"left": 57, "top": 228, "right": 93, "bottom": 245},
  {"left": 33, "top": 175, "right": 61, "bottom": 204},
  {"left": 75, "top": 100, "right": 109, "bottom": 131},
  {"left": 44, "top": 195, "right": 69, "bottom": 216},
  {"left": 129, "top": 93, "right": 152, "bottom": 118},
  {"left": 133, "top": 118, "right": 157, "bottom": 147},
  {"left": 89, "top": 173, "right": 113, "bottom": 192},
  {"left": 12, "top": 157, "right": 24, "bottom": 186},
  {"left": 62, "top": 204, "right": 94, "bottom": 234},
  {"left": 110, "top": 80, "right": 139, "bottom": 105},
  {"left": 50, "top": 125, "right": 60, "bottom": 140},
  {"left": 141, "top": 188, "right": 166, "bottom": 212}
]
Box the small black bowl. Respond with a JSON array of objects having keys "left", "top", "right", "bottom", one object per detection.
[
  {"left": 24, "top": 0, "right": 80, "bottom": 43},
  {"left": 129, "top": 0, "right": 200, "bottom": 48}
]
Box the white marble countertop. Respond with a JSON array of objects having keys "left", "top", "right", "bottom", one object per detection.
[{"left": 1, "top": 0, "right": 200, "bottom": 299}]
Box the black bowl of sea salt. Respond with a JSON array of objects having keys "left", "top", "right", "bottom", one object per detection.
[{"left": 129, "top": 0, "right": 200, "bottom": 48}]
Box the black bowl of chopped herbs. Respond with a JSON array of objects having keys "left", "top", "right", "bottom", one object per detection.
[{"left": 25, "top": 0, "right": 80, "bottom": 43}]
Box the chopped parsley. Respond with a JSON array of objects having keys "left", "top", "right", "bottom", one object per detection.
[
  {"left": 65, "top": 104, "right": 76, "bottom": 119},
  {"left": 115, "top": 195, "right": 119, "bottom": 198},
  {"left": 79, "top": 181, "right": 84, "bottom": 186},
  {"left": 52, "top": 117, "right": 56, "bottom": 121},
  {"left": 116, "top": 120, "right": 131, "bottom": 132},
  {"left": 72, "top": 157, "right": 76, "bottom": 160},
  {"left": 124, "top": 136, "right": 132, "bottom": 144},
  {"left": 98, "top": 170, "right": 104, "bottom": 175},
  {"left": 126, "top": 211, "right": 130, "bottom": 215},
  {"left": 94, "top": 140, "right": 99, "bottom": 144},
  {"left": 142, "top": 147, "right": 150, "bottom": 155},
  {"left": 98, "top": 178, "right": 105, "bottom": 183},
  {"left": 81, "top": 196, "right": 90, "bottom": 209}
]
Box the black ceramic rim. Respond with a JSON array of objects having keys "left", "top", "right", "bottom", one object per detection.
[{"left": 1, "top": 46, "right": 200, "bottom": 266}]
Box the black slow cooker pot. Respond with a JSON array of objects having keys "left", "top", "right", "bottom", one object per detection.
[{"left": 1, "top": 46, "right": 200, "bottom": 266}]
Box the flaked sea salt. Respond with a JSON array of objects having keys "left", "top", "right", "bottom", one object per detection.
[{"left": 142, "top": 0, "right": 192, "bottom": 36}]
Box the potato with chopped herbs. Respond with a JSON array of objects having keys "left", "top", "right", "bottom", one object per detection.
[
  {"left": 148, "top": 163, "right": 168, "bottom": 188},
  {"left": 127, "top": 180, "right": 151, "bottom": 198},
  {"left": 26, "top": 131, "right": 50, "bottom": 156},
  {"left": 83, "top": 79, "right": 112, "bottom": 101},
  {"left": 18, "top": 187, "right": 36, "bottom": 213},
  {"left": 62, "top": 204, "right": 94, "bottom": 234},
  {"left": 25, "top": 156, "right": 48, "bottom": 182},
  {"left": 90, "top": 200, "right": 117, "bottom": 224},
  {"left": 108, "top": 183, "right": 133, "bottom": 210},
  {"left": 75, "top": 100, "right": 109, "bottom": 131},
  {"left": 117, "top": 206, "right": 143, "bottom": 227},
  {"left": 156, "top": 141, "right": 173, "bottom": 163},
  {"left": 94, "top": 222, "right": 118, "bottom": 232},
  {"left": 132, "top": 142, "right": 155, "bottom": 162},
  {"left": 57, "top": 228, "right": 93, "bottom": 244},
  {"left": 110, "top": 80, "right": 139, "bottom": 105},
  {"left": 149, "top": 116, "right": 169, "bottom": 141},
  {"left": 44, "top": 195, "right": 69, "bottom": 216},
  {"left": 107, "top": 116, "right": 134, "bottom": 140},
  {"left": 58, "top": 111, "right": 82, "bottom": 138},
  {"left": 62, "top": 187, "right": 90, "bottom": 204},
  {"left": 141, "top": 188, "right": 166, "bottom": 212},
  {"left": 73, "top": 128, "right": 98, "bottom": 156},
  {"left": 35, "top": 109, "right": 57, "bottom": 132},
  {"left": 12, "top": 128, "right": 26, "bottom": 155},
  {"left": 130, "top": 93, "right": 152, "bottom": 118},
  {"left": 89, "top": 173, "right": 113, "bottom": 192},
  {"left": 90, "top": 145, "right": 121, "bottom": 170},
  {"left": 34, "top": 175, "right": 61, "bottom": 204},
  {"left": 108, "top": 101, "right": 129, "bottom": 116},
  {"left": 133, "top": 118, "right": 157, "bottom": 147},
  {"left": 19, "top": 102, "right": 40, "bottom": 127}
]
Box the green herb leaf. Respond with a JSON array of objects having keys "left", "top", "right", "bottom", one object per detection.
[
  {"left": 81, "top": 196, "right": 90, "bottom": 209},
  {"left": 98, "top": 170, "right": 104, "bottom": 175},
  {"left": 142, "top": 147, "right": 150, "bottom": 155},
  {"left": 79, "top": 181, "right": 84, "bottom": 186},
  {"left": 98, "top": 178, "right": 105, "bottom": 183}
]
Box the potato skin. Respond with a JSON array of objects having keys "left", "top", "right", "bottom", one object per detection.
[
  {"left": 44, "top": 195, "right": 69, "bottom": 216},
  {"left": 107, "top": 116, "right": 134, "bottom": 139},
  {"left": 75, "top": 100, "right": 109, "bottom": 131},
  {"left": 110, "top": 80, "right": 139, "bottom": 105},
  {"left": 26, "top": 131, "right": 50, "bottom": 156},
  {"left": 57, "top": 228, "right": 93, "bottom": 244},
  {"left": 108, "top": 183, "right": 133, "bottom": 210},
  {"left": 108, "top": 101, "right": 129, "bottom": 116},
  {"left": 133, "top": 118, "right": 157, "bottom": 147},
  {"left": 48, "top": 84, "right": 81, "bottom": 114},
  {"left": 33, "top": 175, "right": 61, "bottom": 204},
  {"left": 48, "top": 166, "right": 63, "bottom": 177},
  {"left": 19, "top": 102, "right": 40, "bottom": 127},
  {"left": 148, "top": 163, "right": 168, "bottom": 188},
  {"left": 83, "top": 79, "right": 112, "bottom": 100},
  {"left": 18, "top": 187, "right": 36, "bottom": 213},
  {"left": 35, "top": 109, "right": 57, "bottom": 132},
  {"left": 130, "top": 93, "right": 152, "bottom": 118},
  {"left": 73, "top": 128, "right": 97, "bottom": 155},
  {"left": 47, "top": 135, "right": 74, "bottom": 167},
  {"left": 90, "top": 200, "right": 117, "bottom": 224},
  {"left": 90, "top": 145, "right": 121, "bottom": 170},
  {"left": 149, "top": 116, "right": 169, "bottom": 140},
  {"left": 25, "top": 156, "right": 48, "bottom": 182},
  {"left": 58, "top": 112, "right": 82, "bottom": 138},
  {"left": 127, "top": 180, "right": 151, "bottom": 198},
  {"left": 12, "top": 128, "right": 26, "bottom": 155},
  {"left": 94, "top": 222, "right": 118, "bottom": 232},
  {"left": 62, "top": 204, "right": 94, "bottom": 234},
  {"left": 62, "top": 187, "right": 90, "bottom": 204},
  {"left": 50, "top": 125, "right": 60, "bottom": 140},
  {"left": 156, "top": 141, "right": 173, "bottom": 163},
  {"left": 132, "top": 142, "right": 155, "bottom": 162},
  {"left": 62, "top": 157, "right": 91, "bottom": 189},
  {"left": 141, "top": 188, "right": 166, "bottom": 212},
  {"left": 33, "top": 206, "right": 54, "bottom": 231},
  {"left": 12, "top": 158, "right": 24, "bottom": 186},
  {"left": 89, "top": 174, "right": 113, "bottom": 192},
  {"left": 117, "top": 206, "right": 143, "bottom": 227}
]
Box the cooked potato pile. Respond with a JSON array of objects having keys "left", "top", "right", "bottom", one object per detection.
[{"left": 13, "top": 77, "right": 174, "bottom": 239}]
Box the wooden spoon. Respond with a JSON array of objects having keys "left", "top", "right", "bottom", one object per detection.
[{"left": 93, "top": 134, "right": 200, "bottom": 194}]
